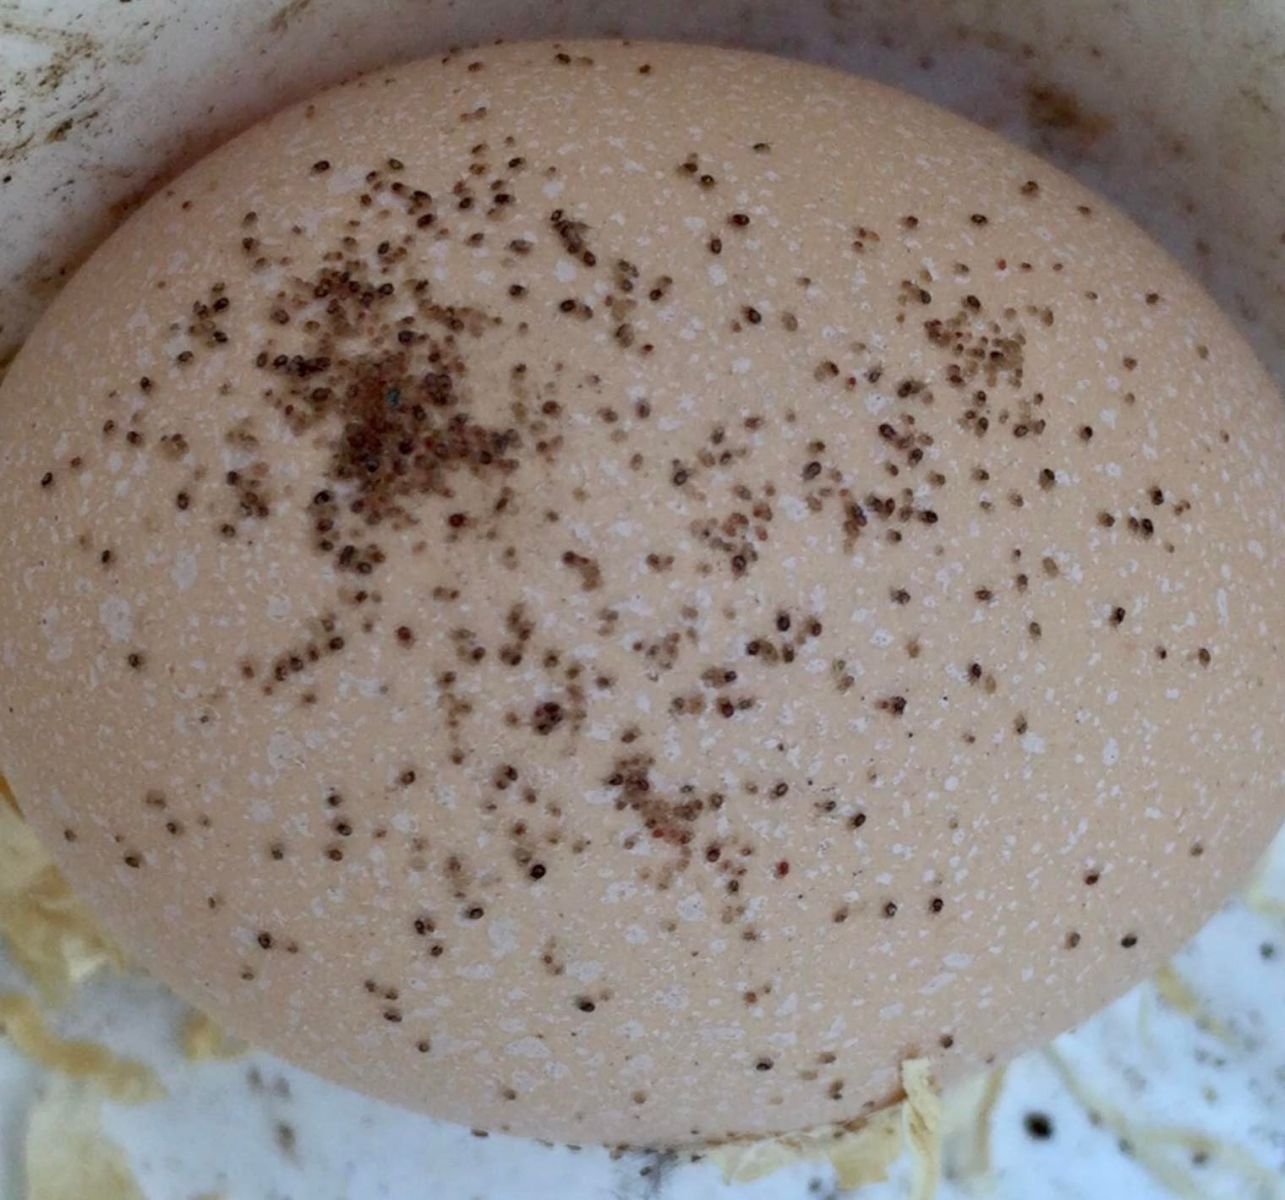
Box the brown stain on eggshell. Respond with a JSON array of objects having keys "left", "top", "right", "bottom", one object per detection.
[{"left": 0, "top": 42, "right": 1282, "bottom": 1148}]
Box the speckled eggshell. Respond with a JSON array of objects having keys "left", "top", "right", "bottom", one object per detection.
[{"left": 0, "top": 41, "right": 1282, "bottom": 1147}]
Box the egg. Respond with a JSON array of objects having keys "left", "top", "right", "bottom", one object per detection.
[{"left": 0, "top": 41, "right": 1281, "bottom": 1148}]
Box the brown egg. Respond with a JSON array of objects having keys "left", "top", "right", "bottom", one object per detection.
[{"left": 0, "top": 42, "right": 1281, "bottom": 1147}]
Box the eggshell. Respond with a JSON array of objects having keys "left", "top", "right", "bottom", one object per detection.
[{"left": 0, "top": 41, "right": 1281, "bottom": 1146}]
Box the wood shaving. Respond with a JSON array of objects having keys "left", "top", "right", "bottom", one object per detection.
[
  {"left": 24, "top": 1081, "right": 145, "bottom": 1200},
  {"left": 0, "top": 776, "right": 125, "bottom": 1005},
  {"left": 707, "top": 1057, "right": 940, "bottom": 1192},
  {"left": 1044, "top": 1046, "right": 1283, "bottom": 1200},
  {"left": 1151, "top": 963, "right": 1236, "bottom": 1046},
  {"left": 181, "top": 1009, "right": 248, "bottom": 1061},
  {"left": 0, "top": 993, "right": 163, "bottom": 1104},
  {"left": 900, "top": 1057, "right": 942, "bottom": 1200},
  {"left": 941, "top": 1065, "right": 1006, "bottom": 1185}
]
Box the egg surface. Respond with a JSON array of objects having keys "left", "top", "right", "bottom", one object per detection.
[{"left": 0, "top": 42, "right": 1282, "bottom": 1146}]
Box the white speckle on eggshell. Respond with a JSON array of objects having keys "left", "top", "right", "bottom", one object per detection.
[
  {"left": 98, "top": 596, "right": 133, "bottom": 642},
  {"left": 171, "top": 550, "right": 198, "bottom": 592}
]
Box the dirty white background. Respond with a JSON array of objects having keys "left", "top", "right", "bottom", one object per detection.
[{"left": 1, "top": 1, "right": 1283, "bottom": 1197}]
